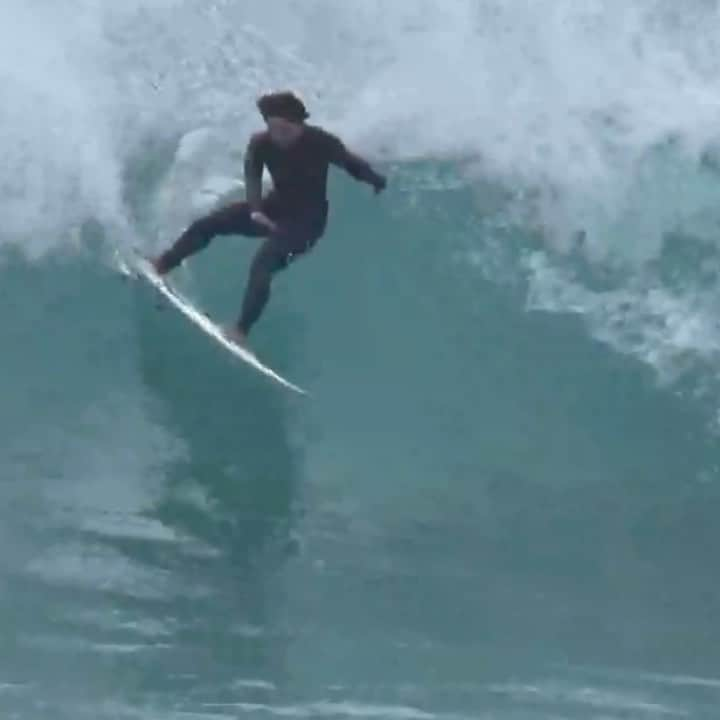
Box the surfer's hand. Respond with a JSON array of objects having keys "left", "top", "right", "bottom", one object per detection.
[
  {"left": 251, "top": 211, "right": 278, "bottom": 233},
  {"left": 372, "top": 174, "right": 387, "bottom": 195}
]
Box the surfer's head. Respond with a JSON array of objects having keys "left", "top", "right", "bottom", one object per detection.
[{"left": 257, "top": 90, "right": 308, "bottom": 147}]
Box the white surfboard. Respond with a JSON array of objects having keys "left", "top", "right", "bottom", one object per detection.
[{"left": 117, "top": 248, "right": 307, "bottom": 396}]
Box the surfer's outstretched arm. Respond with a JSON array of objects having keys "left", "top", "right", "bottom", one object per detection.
[{"left": 327, "top": 136, "right": 387, "bottom": 193}]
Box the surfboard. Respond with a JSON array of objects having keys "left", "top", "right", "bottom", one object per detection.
[{"left": 117, "top": 248, "right": 307, "bottom": 396}]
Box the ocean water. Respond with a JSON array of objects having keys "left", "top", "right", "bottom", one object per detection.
[{"left": 3, "top": 1, "right": 720, "bottom": 718}]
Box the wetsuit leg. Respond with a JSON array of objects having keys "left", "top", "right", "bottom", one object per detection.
[
  {"left": 237, "top": 209, "right": 327, "bottom": 334},
  {"left": 237, "top": 239, "right": 291, "bottom": 334},
  {"left": 156, "top": 201, "right": 264, "bottom": 272}
]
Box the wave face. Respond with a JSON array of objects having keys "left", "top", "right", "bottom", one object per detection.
[{"left": 3, "top": 1, "right": 720, "bottom": 718}]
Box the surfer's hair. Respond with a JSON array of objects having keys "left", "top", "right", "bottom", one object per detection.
[{"left": 256, "top": 91, "right": 309, "bottom": 123}]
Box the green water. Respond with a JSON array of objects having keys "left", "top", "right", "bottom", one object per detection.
[{"left": 2, "top": 173, "right": 720, "bottom": 718}]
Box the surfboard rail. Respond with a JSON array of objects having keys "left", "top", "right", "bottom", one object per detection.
[{"left": 117, "top": 248, "right": 307, "bottom": 396}]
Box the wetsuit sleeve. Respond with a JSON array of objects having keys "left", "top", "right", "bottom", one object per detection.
[
  {"left": 325, "top": 133, "right": 385, "bottom": 189},
  {"left": 243, "top": 133, "right": 265, "bottom": 212}
]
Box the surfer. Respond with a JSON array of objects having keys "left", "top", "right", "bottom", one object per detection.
[{"left": 151, "top": 90, "right": 387, "bottom": 346}]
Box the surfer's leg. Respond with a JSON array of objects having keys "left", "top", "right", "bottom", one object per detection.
[
  {"left": 154, "top": 201, "right": 264, "bottom": 273},
  {"left": 236, "top": 213, "right": 326, "bottom": 334},
  {"left": 237, "top": 239, "right": 289, "bottom": 335}
]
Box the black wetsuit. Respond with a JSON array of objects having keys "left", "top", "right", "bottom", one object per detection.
[{"left": 156, "top": 125, "right": 385, "bottom": 334}]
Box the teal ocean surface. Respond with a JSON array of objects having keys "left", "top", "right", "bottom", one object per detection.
[{"left": 2, "top": 2, "right": 720, "bottom": 718}]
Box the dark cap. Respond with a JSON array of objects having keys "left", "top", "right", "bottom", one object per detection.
[{"left": 256, "top": 91, "right": 310, "bottom": 123}]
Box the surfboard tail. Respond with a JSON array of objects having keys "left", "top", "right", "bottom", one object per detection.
[{"left": 119, "top": 247, "right": 307, "bottom": 395}]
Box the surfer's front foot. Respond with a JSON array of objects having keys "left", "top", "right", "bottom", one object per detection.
[
  {"left": 224, "top": 325, "right": 249, "bottom": 348},
  {"left": 151, "top": 254, "right": 171, "bottom": 276}
]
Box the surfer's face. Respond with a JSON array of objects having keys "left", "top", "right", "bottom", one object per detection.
[{"left": 265, "top": 116, "right": 304, "bottom": 148}]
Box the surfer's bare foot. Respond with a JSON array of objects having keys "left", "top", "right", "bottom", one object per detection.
[
  {"left": 224, "top": 325, "right": 249, "bottom": 348},
  {"left": 151, "top": 254, "right": 170, "bottom": 276}
]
